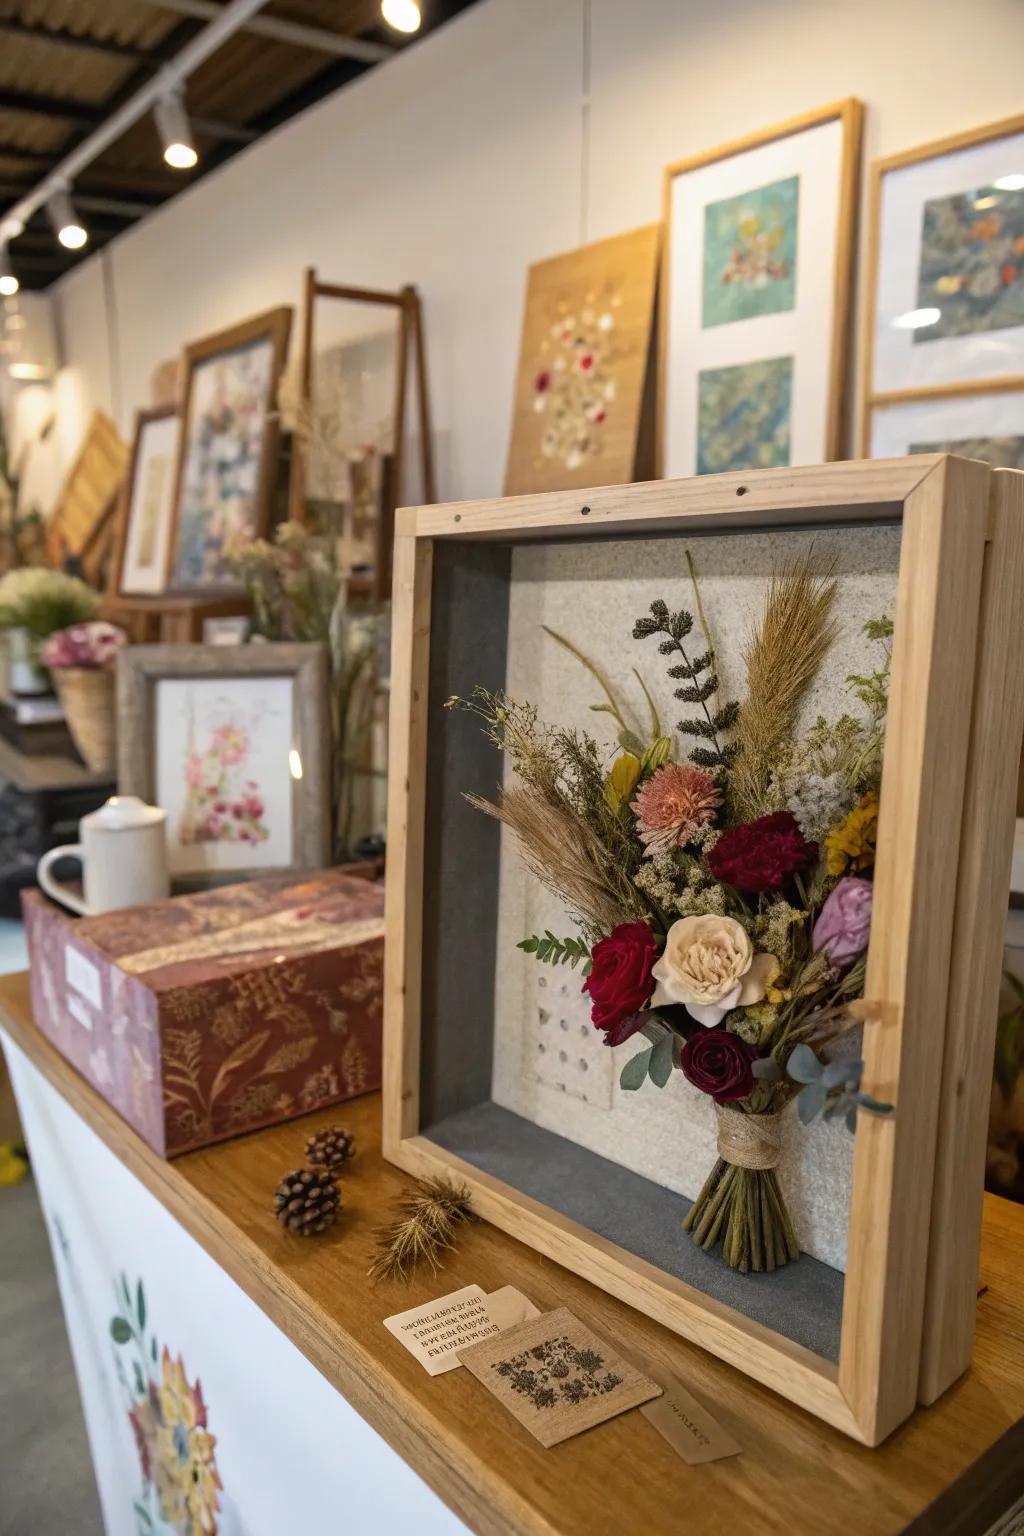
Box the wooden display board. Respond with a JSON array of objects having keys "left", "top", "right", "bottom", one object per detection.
[
  {"left": 46, "top": 409, "right": 128, "bottom": 580},
  {"left": 382, "top": 455, "right": 1024, "bottom": 1446}
]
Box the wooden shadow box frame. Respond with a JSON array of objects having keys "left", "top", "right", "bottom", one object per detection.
[{"left": 383, "top": 456, "right": 1024, "bottom": 1446}]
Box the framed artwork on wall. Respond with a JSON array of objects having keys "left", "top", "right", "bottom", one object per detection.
[
  {"left": 869, "top": 386, "right": 1024, "bottom": 467},
  {"left": 168, "top": 306, "right": 293, "bottom": 595},
  {"left": 861, "top": 114, "right": 1024, "bottom": 457},
  {"left": 659, "top": 100, "right": 862, "bottom": 477},
  {"left": 111, "top": 406, "right": 181, "bottom": 597},
  {"left": 117, "top": 643, "right": 330, "bottom": 882},
  {"left": 504, "top": 225, "right": 661, "bottom": 495},
  {"left": 383, "top": 455, "right": 1024, "bottom": 1445}
]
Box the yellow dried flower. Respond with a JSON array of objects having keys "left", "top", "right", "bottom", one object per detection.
[
  {"left": 825, "top": 792, "right": 878, "bottom": 877},
  {"left": 604, "top": 752, "right": 641, "bottom": 813}
]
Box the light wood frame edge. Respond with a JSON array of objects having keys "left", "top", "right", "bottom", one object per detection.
[
  {"left": 656, "top": 98, "right": 863, "bottom": 478},
  {"left": 165, "top": 305, "right": 293, "bottom": 598},
  {"left": 858, "top": 112, "right": 1024, "bottom": 457},
  {"left": 919, "top": 467, "right": 1024, "bottom": 1400},
  {"left": 383, "top": 455, "right": 994, "bottom": 1445},
  {"left": 116, "top": 641, "right": 331, "bottom": 873}
]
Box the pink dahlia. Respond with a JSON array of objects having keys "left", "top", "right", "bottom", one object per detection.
[{"left": 633, "top": 762, "right": 722, "bottom": 856}]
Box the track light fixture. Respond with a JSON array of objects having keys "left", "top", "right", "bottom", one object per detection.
[
  {"left": 381, "top": 0, "right": 421, "bottom": 33},
  {"left": 155, "top": 89, "right": 198, "bottom": 171},
  {"left": 47, "top": 188, "right": 88, "bottom": 250},
  {"left": 0, "top": 248, "right": 17, "bottom": 297}
]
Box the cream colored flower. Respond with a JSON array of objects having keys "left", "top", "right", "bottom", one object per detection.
[{"left": 651, "top": 914, "right": 774, "bottom": 1027}]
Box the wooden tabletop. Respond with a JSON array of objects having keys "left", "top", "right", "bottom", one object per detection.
[{"left": 2, "top": 968, "right": 1022, "bottom": 1536}]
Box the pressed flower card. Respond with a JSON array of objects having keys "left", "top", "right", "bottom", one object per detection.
[{"left": 458, "top": 1307, "right": 660, "bottom": 1447}]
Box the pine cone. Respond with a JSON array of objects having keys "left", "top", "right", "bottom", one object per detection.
[
  {"left": 305, "top": 1126, "right": 356, "bottom": 1171},
  {"left": 273, "top": 1167, "right": 341, "bottom": 1236}
]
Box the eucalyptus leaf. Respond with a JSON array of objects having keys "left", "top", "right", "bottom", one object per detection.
[
  {"left": 788, "top": 1044, "right": 823, "bottom": 1085},
  {"left": 639, "top": 1017, "right": 668, "bottom": 1045},
  {"left": 797, "top": 1081, "right": 827, "bottom": 1125},
  {"left": 620, "top": 1048, "right": 652, "bottom": 1091},
  {"left": 649, "top": 1032, "right": 675, "bottom": 1089},
  {"left": 822, "top": 1058, "right": 859, "bottom": 1091}
]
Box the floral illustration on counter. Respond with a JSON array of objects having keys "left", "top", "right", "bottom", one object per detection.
[
  {"left": 494, "top": 1334, "right": 623, "bottom": 1410},
  {"left": 448, "top": 550, "right": 894, "bottom": 1274},
  {"left": 532, "top": 295, "right": 620, "bottom": 471},
  {"left": 110, "top": 1273, "right": 222, "bottom": 1536},
  {"left": 182, "top": 720, "right": 270, "bottom": 848}
]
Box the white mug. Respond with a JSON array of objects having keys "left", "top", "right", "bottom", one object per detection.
[{"left": 37, "top": 795, "right": 170, "bottom": 916}]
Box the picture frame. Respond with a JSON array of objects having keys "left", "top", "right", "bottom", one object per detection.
[
  {"left": 659, "top": 100, "right": 862, "bottom": 478},
  {"left": 110, "top": 406, "right": 181, "bottom": 598},
  {"left": 861, "top": 113, "right": 1024, "bottom": 456},
  {"left": 504, "top": 225, "right": 661, "bottom": 496},
  {"left": 117, "top": 643, "right": 330, "bottom": 883},
  {"left": 167, "top": 306, "right": 293, "bottom": 596},
  {"left": 867, "top": 384, "right": 1024, "bottom": 468},
  {"left": 383, "top": 455, "right": 1024, "bottom": 1445}
]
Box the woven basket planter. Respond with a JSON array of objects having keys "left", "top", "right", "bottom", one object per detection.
[{"left": 53, "top": 666, "right": 116, "bottom": 773}]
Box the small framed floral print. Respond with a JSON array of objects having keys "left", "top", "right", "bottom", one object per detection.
[
  {"left": 117, "top": 643, "right": 330, "bottom": 884},
  {"left": 864, "top": 115, "right": 1024, "bottom": 402}
]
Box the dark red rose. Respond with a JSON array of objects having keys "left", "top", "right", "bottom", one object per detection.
[
  {"left": 583, "top": 921, "right": 658, "bottom": 1036},
  {"left": 706, "top": 810, "right": 816, "bottom": 893},
  {"left": 681, "top": 1026, "right": 757, "bottom": 1104}
]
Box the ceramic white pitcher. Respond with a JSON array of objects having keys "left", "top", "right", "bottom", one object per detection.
[{"left": 37, "top": 795, "right": 170, "bottom": 916}]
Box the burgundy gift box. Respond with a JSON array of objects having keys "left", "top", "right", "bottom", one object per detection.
[{"left": 22, "top": 867, "right": 385, "bottom": 1157}]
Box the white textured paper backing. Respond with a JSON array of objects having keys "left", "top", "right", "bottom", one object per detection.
[{"left": 491, "top": 525, "right": 902, "bottom": 1273}]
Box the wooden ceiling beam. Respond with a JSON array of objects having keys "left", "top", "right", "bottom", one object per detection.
[
  {"left": 144, "top": 0, "right": 392, "bottom": 64},
  {"left": 0, "top": 88, "right": 255, "bottom": 144},
  {"left": 0, "top": 19, "right": 157, "bottom": 63}
]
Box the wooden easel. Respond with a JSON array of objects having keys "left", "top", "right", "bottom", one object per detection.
[{"left": 287, "top": 269, "right": 435, "bottom": 601}]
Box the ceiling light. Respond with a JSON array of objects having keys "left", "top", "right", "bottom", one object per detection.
[
  {"left": 155, "top": 90, "right": 198, "bottom": 170},
  {"left": 9, "top": 362, "right": 48, "bottom": 380},
  {"left": 381, "top": 0, "right": 421, "bottom": 33},
  {"left": 892, "top": 306, "right": 941, "bottom": 331},
  {"left": 994, "top": 174, "right": 1024, "bottom": 192},
  {"left": 48, "top": 189, "right": 88, "bottom": 250},
  {"left": 0, "top": 250, "right": 17, "bottom": 297}
]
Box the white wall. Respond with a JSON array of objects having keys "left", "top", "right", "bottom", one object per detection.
[{"left": 49, "top": 0, "right": 1024, "bottom": 502}]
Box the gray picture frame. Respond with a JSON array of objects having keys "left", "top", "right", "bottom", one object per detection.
[{"left": 116, "top": 642, "right": 331, "bottom": 885}]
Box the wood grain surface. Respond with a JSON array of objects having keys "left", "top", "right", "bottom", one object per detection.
[{"left": 3, "top": 970, "right": 1024, "bottom": 1536}]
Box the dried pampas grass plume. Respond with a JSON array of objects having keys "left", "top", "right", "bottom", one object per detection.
[
  {"left": 368, "top": 1175, "right": 475, "bottom": 1283},
  {"left": 730, "top": 551, "right": 839, "bottom": 823}
]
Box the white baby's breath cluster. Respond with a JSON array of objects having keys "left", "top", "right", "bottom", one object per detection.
[{"left": 785, "top": 771, "right": 856, "bottom": 844}]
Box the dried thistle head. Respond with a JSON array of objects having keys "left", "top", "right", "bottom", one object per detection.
[{"left": 368, "top": 1175, "right": 475, "bottom": 1283}]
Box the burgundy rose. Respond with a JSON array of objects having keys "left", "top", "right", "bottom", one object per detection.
[
  {"left": 583, "top": 921, "right": 658, "bottom": 1036},
  {"left": 706, "top": 810, "right": 817, "bottom": 893},
  {"left": 681, "top": 1026, "right": 757, "bottom": 1104}
]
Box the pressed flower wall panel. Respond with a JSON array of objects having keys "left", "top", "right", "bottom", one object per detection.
[
  {"left": 504, "top": 225, "right": 660, "bottom": 496},
  {"left": 489, "top": 525, "right": 901, "bottom": 1274}
]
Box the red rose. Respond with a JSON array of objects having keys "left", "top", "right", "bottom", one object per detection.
[
  {"left": 681, "top": 1026, "right": 757, "bottom": 1104},
  {"left": 583, "top": 921, "right": 657, "bottom": 1036},
  {"left": 706, "top": 810, "right": 816, "bottom": 893}
]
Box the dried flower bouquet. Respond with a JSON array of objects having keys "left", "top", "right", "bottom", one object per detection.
[{"left": 450, "top": 551, "right": 893, "bottom": 1274}]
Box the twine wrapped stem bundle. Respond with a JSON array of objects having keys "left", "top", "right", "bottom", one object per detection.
[{"left": 682, "top": 1108, "right": 799, "bottom": 1273}]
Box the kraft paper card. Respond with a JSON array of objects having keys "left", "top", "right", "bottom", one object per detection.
[
  {"left": 458, "top": 1306, "right": 661, "bottom": 1447},
  {"left": 383, "top": 1284, "right": 503, "bottom": 1376},
  {"left": 633, "top": 1352, "right": 742, "bottom": 1465}
]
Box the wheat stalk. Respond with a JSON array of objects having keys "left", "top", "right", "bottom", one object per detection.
[
  {"left": 466, "top": 780, "right": 638, "bottom": 936},
  {"left": 729, "top": 552, "right": 839, "bottom": 823}
]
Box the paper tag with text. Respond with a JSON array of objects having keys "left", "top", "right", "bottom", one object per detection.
[
  {"left": 634, "top": 1352, "right": 742, "bottom": 1464},
  {"left": 486, "top": 1285, "right": 541, "bottom": 1332},
  {"left": 383, "top": 1285, "right": 503, "bottom": 1376}
]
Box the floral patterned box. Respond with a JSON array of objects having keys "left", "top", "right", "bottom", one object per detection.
[{"left": 22, "top": 868, "right": 385, "bottom": 1157}]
